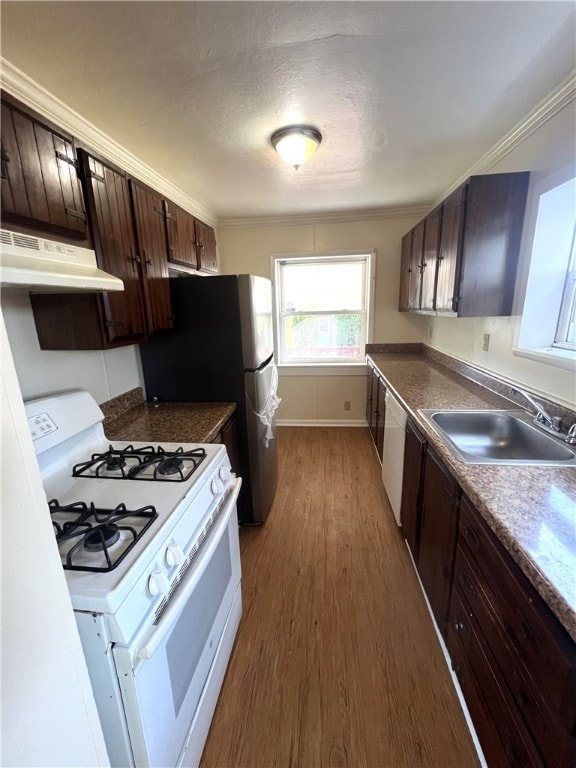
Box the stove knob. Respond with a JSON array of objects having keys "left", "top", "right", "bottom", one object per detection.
[
  {"left": 219, "top": 466, "right": 231, "bottom": 483},
  {"left": 211, "top": 478, "right": 224, "bottom": 495},
  {"left": 147, "top": 570, "right": 168, "bottom": 598},
  {"left": 165, "top": 544, "right": 185, "bottom": 568}
]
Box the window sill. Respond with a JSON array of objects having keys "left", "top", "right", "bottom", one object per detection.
[
  {"left": 277, "top": 362, "right": 368, "bottom": 376},
  {"left": 512, "top": 346, "right": 576, "bottom": 371}
]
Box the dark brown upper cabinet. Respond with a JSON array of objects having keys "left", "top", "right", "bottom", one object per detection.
[
  {"left": 398, "top": 230, "right": 413, "bottom": 311},
  {"left": 399, "top": 207, "right": 441, "bottom": 313},
  {"left": 1, "top": 98, "right": 87, "bottom": 239},
  {"left": 194, "top": 219, "right": 218, "bottom": 273},
  {"left": 130, "top": 180, "right": 174, "bottom": 334},
  {"left": 420, "top": 206, "right": 442, "bottom": 311},
  {"left": 164, "top": 200, "right": 218, "bottom": 273},
  {"left": 435, "top": 184, "right": 467, "bottom": 312},
  {"left": 80, "top": 151, "right": 147, "bottom": 344},
  {"left": 400, "top": 172, "right": 529, "bottom": 317},
  {"left": 165, "top": 200, "right": 198, "bottom": 268}
]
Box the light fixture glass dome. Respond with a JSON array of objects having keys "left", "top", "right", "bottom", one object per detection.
[{"left": 271, "top": 126, "right": 322, "bottom": 170}]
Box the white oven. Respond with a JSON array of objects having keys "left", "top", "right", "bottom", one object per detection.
[{"left": 26, "top": 391, "right": 242, "bottom": 768}]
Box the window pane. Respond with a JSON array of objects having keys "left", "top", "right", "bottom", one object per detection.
[
  {"left": 283, "top": 314, "right": 362, "bottom": 360},
  {"left": 282, "top": 261, "right": 364, "bottom": 312}
]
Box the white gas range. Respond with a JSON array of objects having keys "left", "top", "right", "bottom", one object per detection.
[{"left": 26, "top": 390, "right": 242, "bottom": 768}]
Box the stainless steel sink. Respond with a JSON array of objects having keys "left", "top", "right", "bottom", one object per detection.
[{"left": 418, "top": 409, "right": 576, "bottom": 466}]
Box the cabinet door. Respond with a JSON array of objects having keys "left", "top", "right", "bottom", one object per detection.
[
  {"left": 365, "top": 367, "right": 374, "bottom": 424},
  {"left": 130, "top": 181, "right": 174, "bottom": 333},
  {"left": 436, "top": 184, "right": 467, "bottom": 313},
  {"left": 195, "top": 220, "right": 218, "bottom": 273},
  {"left": 400, "top": 420, "right": 427, "bottom": 562},
  {"left": 1, "top": 100, "right": 87, "bottom": 237},
  {"left": 398, "top": 230, "right": 413, "bottom": 311},
  {"left": 80, "top": 152, "right": 146, "bottom": 344},
  {"left": 221, "top": 416, "right": 240, "bottom": 476},
  {"left": 165, "top": 201, "right": 198, "bottom": 268},
  {"left": 420, "top": 206, "right": 442, "bottom": 311},
  {"left": 459, "top": 173, "right": 529, "bottom": 317},
  {"left": 417, "top": 449, "right": 460, "bottom": 634},
  {"left": 408, "top": 220, "right": 424, "bottom": 309}
]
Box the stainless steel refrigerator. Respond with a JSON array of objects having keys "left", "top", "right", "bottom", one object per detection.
[{"left": 139, "top": 274, "right": 279, "bottom": 524}]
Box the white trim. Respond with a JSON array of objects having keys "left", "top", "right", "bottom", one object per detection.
[
  {"left": 278, "top": 363, "right": 368, "bottom": 376},
  {"left": 0, "top": 58, "right": 218, "bottom": 228},
  {"left": 277, "top": 419, "right": 367, "bottom": 428},
  {"left": 431, "top": 71, "right": 576, "bottom": 209},
  {"left": 219, "top": 206, "right": 430, "bottom": 229},
  {"left": 512, "top": 346, "right": 576, "bottom": 372}
]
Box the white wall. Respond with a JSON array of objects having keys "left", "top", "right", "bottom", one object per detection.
[
  {"left": 1, "top": 293, "right": 144, "bottom": 403},
  {"left": 1, "top": 314, "right": 109, "bottom": 767},
  {"left": 218, "top": 217, "right": 426, "bottom": 422},
  {"left": 426, "top": 100, "right": 576, "bottom": 409}
]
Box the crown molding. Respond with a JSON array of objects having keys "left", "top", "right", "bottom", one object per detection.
[
  {"left": 218, "top": 205, "right": 431, "bottom": 229},
  {"left": 0, "top": 58, "right": 218, "bottom": 227},
  {"left": 431, "top": 71, "right": 576, "bottom": 209}
]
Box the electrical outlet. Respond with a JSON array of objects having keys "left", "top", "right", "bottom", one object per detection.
[
  {"left": 344, "top": 400, "right": 351, "bottom": 411},
  {"left": 482, "top": 333, "right": 490, "bottom": 352}
]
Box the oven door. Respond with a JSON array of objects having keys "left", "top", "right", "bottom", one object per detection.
[{"left": 112, "top": 478, "right": 242, "bottom": 768}]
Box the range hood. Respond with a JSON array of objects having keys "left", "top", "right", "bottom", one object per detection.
[{"left": 0, "top": 229, "right": 124, "bottom": 292}]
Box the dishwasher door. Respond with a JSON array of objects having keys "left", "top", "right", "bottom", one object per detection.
[{"left": 381, "top": 391, "right": 407, "bottom": 526}]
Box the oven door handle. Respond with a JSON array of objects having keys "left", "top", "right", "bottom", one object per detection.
[{"left": 136, "top": 477, "right": 242, "bottom": 662}]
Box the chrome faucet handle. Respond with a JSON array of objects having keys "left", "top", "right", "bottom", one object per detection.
[
  {"left": 567, "top": 424, "right": 576, "bottom": 445},
  {"left": 536, "top": 412, "right": 562, "bottom": 432}
]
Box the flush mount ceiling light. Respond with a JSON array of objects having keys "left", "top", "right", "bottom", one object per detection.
[{"left": 271, "top": 125, "right": 322, "bottom": 170}]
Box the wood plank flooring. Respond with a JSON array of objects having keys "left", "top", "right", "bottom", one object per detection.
[{"left": 200, "top": 427, "right": 480, "bottom": 768}]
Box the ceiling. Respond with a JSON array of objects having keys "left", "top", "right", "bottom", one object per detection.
[{"left": 1, "top": 1, "right": 575, "bottom": 224}]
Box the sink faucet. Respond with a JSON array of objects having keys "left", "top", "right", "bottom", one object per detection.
[{"left": 510, "top": 387, "right": 562, "bottom": 433}]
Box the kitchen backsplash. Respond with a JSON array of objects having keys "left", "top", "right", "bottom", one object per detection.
[{"left": 1, "top": 293, "right": 145, "bottom": 403}]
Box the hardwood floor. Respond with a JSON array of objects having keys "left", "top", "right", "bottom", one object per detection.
[{"left": 201, "top": 427, "right": 480, "bottom": 768}]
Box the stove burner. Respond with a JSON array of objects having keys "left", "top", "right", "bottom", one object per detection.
[
  {"left": 105, "top": 455, "right": 127, "bottom": 471},
  {"left": 49, "top": 499, "right": 158, "bottom": 572},
  {"left": 72, "top": 445, "right": 207, "bottom": 482},
  {"left": 84, "top": 523, "right": 121, "bottom": 552},
  {"left": 157, "top": 456, "right": 184, "bottom": 475}
]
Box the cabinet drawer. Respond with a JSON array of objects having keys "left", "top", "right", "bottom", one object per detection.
[
  {"left": 447, "top": 588, "right": 544, "bottom": 768},
  {"left": 458, "top": 496, "right": 576, "bottom": 728},
  {"left": 454, "top": 544, "right": 576, "bottom": 767}
]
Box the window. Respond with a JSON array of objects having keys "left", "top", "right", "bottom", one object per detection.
[
  {"left": 515, "top": 172, "right": 576, "bottom": 369},
  {"left": 272, "top": 253, "right": 374, "bottom": 365},
  {"left": 554, "top": 225, "right": 576, "bottom": 349}
]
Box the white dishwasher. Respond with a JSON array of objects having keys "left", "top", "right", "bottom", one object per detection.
[{"left": 381, "top": 390, "right": 407, "bottom": 526}]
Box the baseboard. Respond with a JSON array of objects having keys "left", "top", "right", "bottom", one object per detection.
[{"left": 276, "top": 419, "right": 368, "bottom": 428}]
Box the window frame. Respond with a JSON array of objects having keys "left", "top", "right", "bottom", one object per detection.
[
  {"left": 553, "top": 223, "right": 576, "bottom": 350},
  {"left": 271, "top": 251, "right": 376, "bottom": 368},
  {"left": 513, "top": 168, "right": 576, "bottom": 371}
]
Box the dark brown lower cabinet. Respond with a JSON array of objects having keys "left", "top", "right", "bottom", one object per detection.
[
  {"left": 399, "top": 419, "right": 426, "bottom": 562},
  {"left": 218, "top": 414, "right": 239, "bottom": 477},
  {"left": 447, "top": 496, "right": 576, "bottom": 768},
  {"left": 416, "top": 448, "right": 460, "bottom": 635},
  {"left": 366, "top": 366, "right": 385, "bottom": 462}
]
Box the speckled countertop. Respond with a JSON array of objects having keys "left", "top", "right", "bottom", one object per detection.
[
  {"left": 367, "top": 350, "right": 576, "bottom": 642},
  {"left": 102, "top": 389, "right": 236, "bottom": 444}
]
